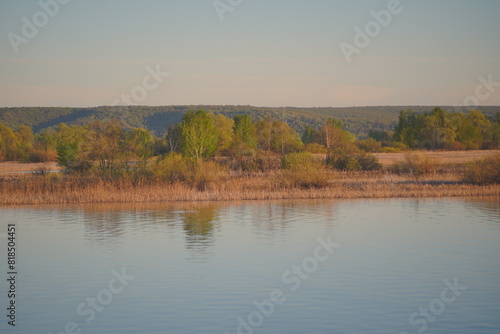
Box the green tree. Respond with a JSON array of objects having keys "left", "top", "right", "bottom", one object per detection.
[
  {"left": 489, "top": 114, "right": 500, "bottom": 148},
  {"left": 54, "top": 124, "right": 92, "bottom": 173},
  {"left": 270, "top": 121, "right": 303, "bottom": 154},
  {"left": 455, "top": 110, "right": 490, "bottom": 150},
  {"left": 301, "top": 125, "right": 317, "bottom": 144},
  {"left": 368, "top": 130, "right": 391, "bottom": 142},
  {"left": 166, "top": 123, "right": 183, "bottom": 153},
  {"left": 233, "top": 114, "right": 257, "bottom": 149},
  {"left": 56, "top": 140, "right": 93, "bottom": 173},
  {"left": 321, "top": 118, "right": 353, "bottom": 150},
  {"left": 36, "top": 131, "right": 57, "bottom": 152},
  {"left": 127, "top": 128, "right": 154, "bottom": 162},
  {"left": 256, "top": 119, "right": 272, "bottom": 151},
  {"left": 181, "top": 110, "right": 218, "bottom": 159},
  {"left": 16, "top": 125, "right": 34, "bottom": 160},
  {"left": 87, "top": 120, "right": 123, "bottom": 172},
  {"left": 0, "top": 123, "right": 21, "bottom": 161},
  {"left": 214, "top": 114, "right": 235, "bottom": 155},
  {"left": 394, "top": 110, "right": 415, "bottom": 147}
]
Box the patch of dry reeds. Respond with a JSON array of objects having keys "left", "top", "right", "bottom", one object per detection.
[{"left": 0, "top": 169, "right": 498, "bottom": 205}]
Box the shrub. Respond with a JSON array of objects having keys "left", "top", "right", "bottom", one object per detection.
[
  {"left": 444, "top": 142, "right": 467, "bottom": 151},
  {"left": 188, "top": 160, "right": 228, "bottom": 191},
  {"left": 28, "top": 149, "right": 58, "bottom": 163},
  {"left": 280, "top": 167, "right": 330, "bottom": 188},
  {"left": 229, "top": 150, "right": 281, "bottom": 172},
  {"left": 152, "top": 153, "right": 191, "bottom": 183},
  {"left": 381, "top": 142, "right": 408, "bottom": 153},
  {"left": 482, "top": 140, "right": 499, "bottom": 150},
  {"left": 356, "top": 138, "right": 383, "bottom": 152},
  {"left": 254, "top": 150, "right": 282, "bottom": 172},
  {"left": 282, "top": 152, "right": 316, "bottom": 169},
  {"left": 391, "top": 152, "right": 438, "bottom": 181},
  {"left": 280, "top": 152, "right": 330, "bottom": 188},
  {"left": 327, "top": 143, "right": 382, "bottom": 171},
  {"left": 357, "top": 154, "right": 383, "bottom": 171},
  {"left": 463, "top": 154, "right": 500, "bottom": 184},
  {"left": 152, "top": 153, "right": 228, "bottom": 190}
]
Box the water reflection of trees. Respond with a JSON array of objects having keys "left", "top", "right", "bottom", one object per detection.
[
  {"left": 248, "top": 200, "right": 338, "bottom": 243},
  {"left": 181, "top": 205, "right": 219, "bottom": 256},
  {"left": 81, "top": 210, "right": 127, "bottom": 245},
  {"left": 41, "top": 200, "right": 340, "bottom": 255},
  {"left": 60, "top": 203, "right": 221, "bottom": 256}
]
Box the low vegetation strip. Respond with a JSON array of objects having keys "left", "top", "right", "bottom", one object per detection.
[
  {"left": 0, "top": 168, "right": 499, "bottom": 205},
  {"left": 374, "top": 150, "right": 499, "bottom": 167}
]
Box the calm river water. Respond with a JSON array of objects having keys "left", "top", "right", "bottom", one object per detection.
[{"left": 0, "top": 198, "right": 499, "bottom": 334}]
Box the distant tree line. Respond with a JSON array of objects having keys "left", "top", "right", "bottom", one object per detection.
[
  {"left": 0, "top": 120, "right": 166, "bottom": 170},
  {"left": 3, "top": 105, "right": 499, "bottom": 139},
  {"left": 0, "top": 108, "right": 499, "bottom": 174},
  {"left": 393, "top": 108, "right": 500, "bottom": 150}
]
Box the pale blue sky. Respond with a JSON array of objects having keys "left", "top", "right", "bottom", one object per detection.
[{"left": 1, "top": 0, "right": 499, "bottom": 107}]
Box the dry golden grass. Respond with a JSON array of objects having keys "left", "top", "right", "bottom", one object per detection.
[
  {"left": 0, "top": 161, "right": 60, "bottom": 174},
  {"left": 463, "top": 153, "right": 500, "bottom": 184},
  {"left": 374, "top": 150, "right": 499, "bottom": 167},
  {"left": 0, "top": 170, "right": 498, "bottom": 205},
  {"left": 0, "top": 151, "right": 499, "bottom": 205}
]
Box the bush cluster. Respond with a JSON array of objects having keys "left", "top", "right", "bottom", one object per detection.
[
  {"left": 327, "top": 143, "right": 382, "bottom": 171},
  {"left": 279, "top": 152, "right": 331, "bottom": 188},
  {"left": 152, "top": 153, "right": 228, "bottom": 190},
  {"left": 391, "top": 152, "right": 438, "bottom": 181},
  {"left": 463, "top": 154, "right": 500, "bottom": 184}
]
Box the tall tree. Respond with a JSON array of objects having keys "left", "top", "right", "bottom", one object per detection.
[
  {"left": 181, "top": 110, "right": 218, "bottom": 159},
  {"left": 127, "top": 128, "right": 154, "bottom": 162},
  {"left": 87, "top": 120, "right": 123, "bottom": 171},
  {"left": 166, "top": 123, "right": 183, "bottom": 153},
  {"left": 214, "top": 114, "right": 235, "bottom": 155},
  {"left": 270, "top": 121, "right": 303, "bottom": 154},
  {"left": 321, "top": 118, "right": 353, "bottom": 150},
  {"left": 256, "top": 119, "right": 272, "bottom": 151},
  {"left": 0, "top": 124, "right": 20, "bottom": 161},
  {"left": 233, "top": 114, "right": 257, "bottom": 149},
  {"left": 301, "top": 125, "right": 317, "bottom": 144}
]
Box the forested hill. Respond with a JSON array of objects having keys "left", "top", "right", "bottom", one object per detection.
[{"left": 1, "top": 105, "right": 499, "bottom": 138}]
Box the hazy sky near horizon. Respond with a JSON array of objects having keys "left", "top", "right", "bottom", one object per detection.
[{"left": 1, "top": 0, "right": 499, "bottom": 108}]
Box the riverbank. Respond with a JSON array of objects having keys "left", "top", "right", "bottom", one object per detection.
[
  {"left": 0, "top": 170, "right": 498, "bottom": 205},
  {"left": 0, "top": 151, "right": 498, "bottom": 205}
]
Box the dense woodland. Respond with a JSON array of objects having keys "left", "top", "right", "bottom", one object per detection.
[
  {"left": 1, "top": 105, "right": 499, "bottom": 138},
  {"left": 394, "top": 108, "right": 500, "bottom": 150}
]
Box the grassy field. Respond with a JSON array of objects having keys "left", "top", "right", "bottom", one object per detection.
[
  {"left": 0, "top": 151, "right": 498, "bottom": 205},
  {"left": 0, "top": 161, "right": 60, "bottom": 174},
  {"left": 373, "top": 150, "right": 499, "bottom": 167}
]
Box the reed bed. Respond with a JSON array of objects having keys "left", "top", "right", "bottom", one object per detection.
[
  {"left": 1, "top": 171, "right": 498, "bottom": 205},
  {"left": 1, "top": 151, "right": 499, "bottom": 205}
]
